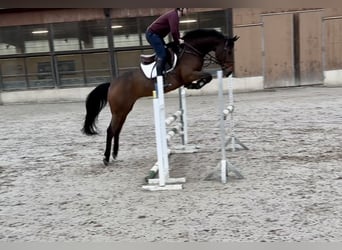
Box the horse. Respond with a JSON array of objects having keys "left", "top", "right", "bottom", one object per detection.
[{"left": 82, "top": 29, "right": 239, "bottom": 165}]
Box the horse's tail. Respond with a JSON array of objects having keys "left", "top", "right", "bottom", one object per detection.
[{"left": 82, "top": 82, "right": 110, "bottom": 135}]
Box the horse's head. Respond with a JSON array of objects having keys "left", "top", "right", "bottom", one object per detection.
[
  {"left": 215, "top": 35, "right": 239, "bottom": 77},
  {"left": 182, "top": 29, "right": 239, "bottom": 77}
]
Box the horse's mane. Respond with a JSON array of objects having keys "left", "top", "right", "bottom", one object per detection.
[{"left": 182, "top": 29, "right": 225, "bottom": 41}]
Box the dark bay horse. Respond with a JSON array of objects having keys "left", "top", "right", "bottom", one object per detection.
[{"left": 82, "top": 29, "right": 239, "bottom": 165}]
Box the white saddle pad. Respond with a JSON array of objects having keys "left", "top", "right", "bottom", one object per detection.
[{"left": 140, "top": 54, "right": 178, "bottom": 79}]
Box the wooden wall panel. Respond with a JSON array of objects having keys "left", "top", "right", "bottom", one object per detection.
[
  {"left": 234, "top": 25, "right": 263, "bottom": 77},
  {"left": 299, "top": 11, "right": 323, "bottom": 85},
  {"left": 263, "top": 13, "right": 295, "bottom": 88},
  {"left": 324, "top": 18, "right": 342, "bottom": 70}
]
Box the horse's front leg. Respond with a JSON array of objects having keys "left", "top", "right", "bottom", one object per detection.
[{"left": 184, "top": 71, "right": 213, "bottom": 89}]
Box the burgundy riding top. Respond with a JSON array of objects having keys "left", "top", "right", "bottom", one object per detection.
[{"left": 147, "top": 9, "right": 180, "bottom": 44}]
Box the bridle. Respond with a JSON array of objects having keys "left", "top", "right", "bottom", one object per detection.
[{"left": 182, "top": 38, "right": 234, "bottom": 69}]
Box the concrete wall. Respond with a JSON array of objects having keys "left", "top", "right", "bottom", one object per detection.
[
  {"left": 324, "top": 70, "right": 342, "bottom": 86},
  {"left": 0, "top": 87, "right": 92, "bottom": 104}
]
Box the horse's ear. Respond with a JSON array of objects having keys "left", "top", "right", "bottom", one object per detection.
[{"left": 233, "top": 35, "right": 240, "bottom": 41}]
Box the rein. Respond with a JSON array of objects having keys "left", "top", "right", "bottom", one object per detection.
[{"left": 182, "top": 40, "right": 228, "bottom": 68}]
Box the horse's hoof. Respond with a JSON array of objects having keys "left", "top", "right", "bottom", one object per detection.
[{"left": 103, "top": 158, "right": 109, "bottom": 166}]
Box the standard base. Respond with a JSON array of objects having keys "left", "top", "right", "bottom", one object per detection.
[
  {"left": 205, "top": 160, "right": 243, "bottom": 183},
  {"left": 142, "top": 177, "right": 186, "bottom": 191},
  {"left": 142, "top": 184, "right": 183, "bottom": 191},
  {"left": 225, "top": 136, "right": 249, "bottom": 151},
  {"left": 169, "top": 144, "right": 200, "bottom": 154}
]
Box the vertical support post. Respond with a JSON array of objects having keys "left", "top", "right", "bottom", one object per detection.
[
  {"left": 0, "top": 65, "right": 3, "bottom": 93},
  {"left": 225, "top": 75, "right": 249, "bottom": 151},
  {"left": 179, "top": 87, "right": 188, "bottom": 145},
  {"left": 47, "top": 23, "right": 60, "bottom": 88},
  {"left": 207, "top": 70, "right": 243, "bottom": 184},
  {"left": 218, "top": 70, "right": 227, "bottom": 184},
  {"left": 153, "top": 89, "right": 165, "bottom": 186},
  {"left": 153, "top": 76, "right": 170, "bottom": 186},
  {"left": 293, "top": 13, "right": 301, "bottom": 86},
  {"left": 143, "top": 76, "right": 185, "bottom": 191},
  {"left": 225, "top": 8, "right": 233, "bottom": 38},
  {"left": 228, "top": 75, "right": 236, "bottom": 152},
  {"left": 104, "top": 8, "right": 118, "bottom": 79}
]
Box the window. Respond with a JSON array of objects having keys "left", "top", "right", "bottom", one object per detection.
[
  {"left": 112, "top": 18, "right": 140, "bottom": 47},
  {"left": 83, "top": 53, "right": 111, "bottom": 84},
  {"left": 0, "top": 58, "right": 26, "bottom": 90},
  {"left": 179, "top": 12, "right": 199, "bottom": 37},
  {"left": 198, "top": 11, "right": 226, "bottom": 32},
  {"left": 0, "top": 26, "right": 22, "bottom": 55},
  {"left": 52, "top": 22, "right": 80, "bottom": 51},
  {"left": 116, "top": 50, "right": 139, "bottom": 75},
  {"left": 79, "top": 20, "right": 108, "bottom": 49},
  {"left": 27, "top": 56, "right": 54, "bottom": 88},
  {"left": 116, "top": 49, "right": 153, "bottom": 75},
  {"left": 22, "top": 24, "right": 50, "bottom": 53},
  {"left": 140, "top": 16, "right": 158, "bottom": 46},
  {"left": 56, "top": 54, "right": 83, "bottom": 86},
  {"left": 0, "top": 9, "right": 229, "bottom": 92},
  {"left": 0, "top": 24, "right": 51, "bottom": 55}
]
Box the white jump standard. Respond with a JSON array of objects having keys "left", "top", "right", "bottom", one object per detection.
[
  {"left": 168, "top": 87, "right": 198, "bottom": 154},
  {"left": 224, "top": 74, "right": 249, "bottom": 152},
  {"left": 216, "top": 70, "right": 244, "bottom": 183},
  {"left": 142, "top": 76, "right": 189, "bottom": 191}
]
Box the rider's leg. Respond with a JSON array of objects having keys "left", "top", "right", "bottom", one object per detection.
[
  {"left": 145, "top": 31, "right": 170, "bottom": 87},
  {"left": 157, "top": 56, "right": 170, "bottom": 88},
  {"left": 156, "top": 56, "right": 166, "bottom": 76}
]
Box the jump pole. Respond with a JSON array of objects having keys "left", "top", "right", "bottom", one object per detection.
[
  {"left": 169, "top": 87, "right": 199, "bottom": 154},
  {"left": 179, "top": 87, "right": 188, "bottom": 145},
  {"left": 144, "top": 85, "right": 198, "bottom": 184},
  {"left": 217, "top": 70, "right": 243, "bottom": 183},
  {"left": 142, "top": 76, "right": 186, "bottom": 191}
]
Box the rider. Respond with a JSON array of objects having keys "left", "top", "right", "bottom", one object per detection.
[{"left": 145, "top": 8, "right": 188, "bottom": 85}]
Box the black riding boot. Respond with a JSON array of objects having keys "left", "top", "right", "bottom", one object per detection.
[{"left": 156, "top": 58, "right": 170, "bottom": 88}]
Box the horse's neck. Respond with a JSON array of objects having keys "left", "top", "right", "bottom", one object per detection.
[{"left": 187, "top": 39, "right": 219, "bottom": 54}]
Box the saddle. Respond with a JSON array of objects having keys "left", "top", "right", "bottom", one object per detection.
[{"left": 140, "top": 46, "right": 178, "bottom": 79}]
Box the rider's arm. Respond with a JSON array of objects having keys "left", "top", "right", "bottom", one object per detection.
[{"left": 168, "top": 11, "right": 180, "bottom": 44}]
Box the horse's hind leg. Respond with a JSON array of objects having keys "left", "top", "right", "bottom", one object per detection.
[
  {"left": 103, "top": 121, "right": 114, "bottom": 165},
  {"left": 112, "top": 114, "right": 127, "bottom": 160},
  {"left": 103, "top": 113, "right": 127, "bottom": 162},
  {"left": 113, "top": 132, "right": 120, "bottom": 160}
]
